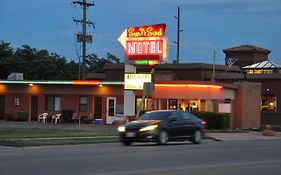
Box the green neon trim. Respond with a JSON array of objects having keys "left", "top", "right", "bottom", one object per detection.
[
  {"left": 0, "top": 80, "right": 71, "bottom": 85},
  {"left": 134, "top": 60, "right": 149, "bottom": 65},
  {"left": 99, "top": 81, "right": 124, "bottom": 85}
]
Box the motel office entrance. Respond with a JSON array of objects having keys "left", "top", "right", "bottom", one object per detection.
[
  {"left": 134, "top": 82, "right": 236, "bottom": 115},
  {"left": 132, "top": 81, "right": 262, "bottom": 129},
  {"left": 136, "top": 98, "right": 223, "bottom": 113}
]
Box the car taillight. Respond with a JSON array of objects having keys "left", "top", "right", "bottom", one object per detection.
[{"left": 201, "top": 120, "right": 207, "bottom": 125}]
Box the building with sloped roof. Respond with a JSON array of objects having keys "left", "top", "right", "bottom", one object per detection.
[
  {"left": 223, "top": 45, "right": 281, "bottom": 125},
  {"left": 243, "top": 60, "right": 281, "bottom": 74},
  {"left": 223, "top": 44, "right": 271, "bottom": 67}
]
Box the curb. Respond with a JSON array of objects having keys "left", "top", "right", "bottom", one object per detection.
[
  {"left": 203, "top": 135, "right": 222, "bottom": 141},
  {"left": 1, "top": 136, "right": 118, "bottom": 141}
]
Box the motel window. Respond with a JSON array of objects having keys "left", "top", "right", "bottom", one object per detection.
[
  {"left": 46, "top": 96, "right": 61, "bottom": 111},
  {"left": 263, "top": 70, "right": 273, "bottom": 74},
  {"left": 254, "top": 70, "right": 263, "bottom": 74},
  {"left": 246, "top": 70, "right": 254, "bottom": 74},
  {"left": 168, "top": 99, "right": 178, "bottom": 110},
  {"left": 136, "top": 98, "right": 152, "bottom": 111},
  {"left": 79, "top": 96, "right": 88, "bottom": 112},
  {"left": 261, "top": 95, "right": 277, "bottom": 112},
  {"left": 247, "top": 69, "right": 274, "bottom": 74}
]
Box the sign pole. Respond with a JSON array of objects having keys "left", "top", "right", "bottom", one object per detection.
[{"left": 124, "top": 65, "right": 136, "bottom": 122}]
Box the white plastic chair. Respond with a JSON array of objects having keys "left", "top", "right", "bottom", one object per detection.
[
  {"left": 72, "top": 112, "right": 81, "bottom": 123},
  {"left": 87, "top": 113, "right": 95, "bottom": 124},
  {"left": 52, "top": 113, "right": 61, "bottom": 124},
  {"left": 38, "top": 113, "right": 48, "bottom": 123}
]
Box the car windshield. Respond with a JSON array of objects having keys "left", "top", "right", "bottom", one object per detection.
[{"left": 138, "top": 111, "right": 173, "bottom": 121}]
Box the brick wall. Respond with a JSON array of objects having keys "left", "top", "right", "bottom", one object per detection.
[{"left": 233, "top": 81, "right": 261, "bottom": 129}]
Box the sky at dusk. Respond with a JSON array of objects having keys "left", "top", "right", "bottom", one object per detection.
[{"left": 1, "top": 0, "right": 281, "bottom": 65}]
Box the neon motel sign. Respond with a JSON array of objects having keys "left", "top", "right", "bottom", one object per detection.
[{"left": 118, "top": 23, "right": 167, "bottom": 64}]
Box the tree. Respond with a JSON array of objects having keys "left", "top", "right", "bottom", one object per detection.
[
  {"left": 0, "top": 41, "right": 14, "bottom": 58},
  {"left": 87, "top": 52, "right": 121, "bottom": 73},
  {"left": 64, "top": 60, "right": 80, "bottom": 80},
  {"left": 0, "top": 41, "right": 15, "bottom": 79},
  {"left": 106, "top": 52, "right": 120, "bottom": 64},
  {"left": 0, "top": 42, "right": 80, "bottom": 80},
  {"left": 0, "top": 41, "right": 120, "bottom": 80}
]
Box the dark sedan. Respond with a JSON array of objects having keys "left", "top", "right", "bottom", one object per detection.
[{"left": 117, "top": 110, "right": 206, "bottom": 145}]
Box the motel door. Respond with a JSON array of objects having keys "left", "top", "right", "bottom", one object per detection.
[
  {"left": 0, "top": 95, "right": 5, "bottom": 120},
  {"left": 94, "top": 97, "right": 102, "bottom": 119},
  {"left": 31, "top": 96, "right": 38, "bottom": 121},
  {"left": 106, "top": 97, "right": 116, "bottom": 124}
]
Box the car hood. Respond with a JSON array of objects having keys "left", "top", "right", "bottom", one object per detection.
[{"left": 125, "top": 120, "right": 160, "bottom": 129}]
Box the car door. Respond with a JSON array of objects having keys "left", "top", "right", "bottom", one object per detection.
[
  {"left": 180, "top": 112, "right": 196, "bottom": 137},
  {"left": 168, "top": 111, "right": 185, "bottom": 139}
]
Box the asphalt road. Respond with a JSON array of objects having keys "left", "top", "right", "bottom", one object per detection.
[{"left": 0, "top": 139, "right": 281, "bottom": 175}]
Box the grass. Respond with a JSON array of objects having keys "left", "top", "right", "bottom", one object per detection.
[
  {"left": 0, "top": 128, "right": 116, "bottom": 139},
  {"left": 0, "top": 128, "right": 118, "bottom": 147}
]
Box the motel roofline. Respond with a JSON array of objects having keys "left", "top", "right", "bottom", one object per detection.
[
  {"left": 104, "top": 63, "right": 241, "bottom": 72},
  {"left": 223, "top": 44, "right": 271, "bottom": 54},
  {"left": 0, "top": 79, "right": 238, "bottom": 90}
]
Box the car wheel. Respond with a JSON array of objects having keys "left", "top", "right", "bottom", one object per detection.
[
  {"left": 192, "top": 130, "right": 202, "bottom": 144},
  {"left": 121, "top": 140, "right": 132, "bottom": 146},
  {"left": 158, "top": 130, "right": 169, "bottom": 145}
]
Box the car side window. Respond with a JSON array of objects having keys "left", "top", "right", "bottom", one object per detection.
[
  {"left": 181, "top": 112, "right": 192, "bottom": 120},
  {"left": 169, "top": 111, "right": 181, "bottom": 121}
]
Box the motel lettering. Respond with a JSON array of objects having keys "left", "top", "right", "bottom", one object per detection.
[{"left": 126, "top": 40, "right": 163, "bottom": 55}]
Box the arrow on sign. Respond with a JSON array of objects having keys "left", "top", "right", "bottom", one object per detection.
[{"left": 118, "top": 29, "right": 127, "bottom": 48}]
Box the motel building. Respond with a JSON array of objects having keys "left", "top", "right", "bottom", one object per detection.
[
  {"left": 2, "top": 43, "right": 281, "bottom": 128},
  {"left": 0, "top": 70, "right": 261, "bottom": 129},
  {"left": 2, "top": 43, "right": 281, "bottom": 129},
  {"left": 0, "top": 24, "right": 263, "bottom": 129}
]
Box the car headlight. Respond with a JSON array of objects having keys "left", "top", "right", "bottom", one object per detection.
[
  {"left": 139, "top": 125, "right": 158, "bottom": 132},
  {"left": 118, "top": 126, "right": 126, "bottom": 132}
]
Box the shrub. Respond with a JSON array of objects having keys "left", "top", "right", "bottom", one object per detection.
[
  {"left": 5, "top": 114, "right": 15, "bottom": 121},
  {"left": 193, "top": 112, "right": 230, "bottom": 129},
  {"left": 14, "top": 112, "right": 28, "bottom": 121},
  {"left": 62, "top": 109, "right": 74, "bottom": 123},
  {"left": 6, "top": 112, "right": 28, "bottom": 122},
  {"left": 270, "top": 125, "right": 281, "bottom": 132}
]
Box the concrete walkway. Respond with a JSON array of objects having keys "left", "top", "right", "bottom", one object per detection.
[{"left": 206, "top": 131, "right": 281, "bottom": 141}]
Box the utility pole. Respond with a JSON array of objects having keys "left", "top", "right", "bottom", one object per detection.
[
  {"left": 73, "top": 0, "right": 95, "bottom": 80},
  {"left": 212, "top": 50, "right": 216, "bottom": 81},
  {"left": 174, "top": 6, "right": 182, "bottom": 63}
]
